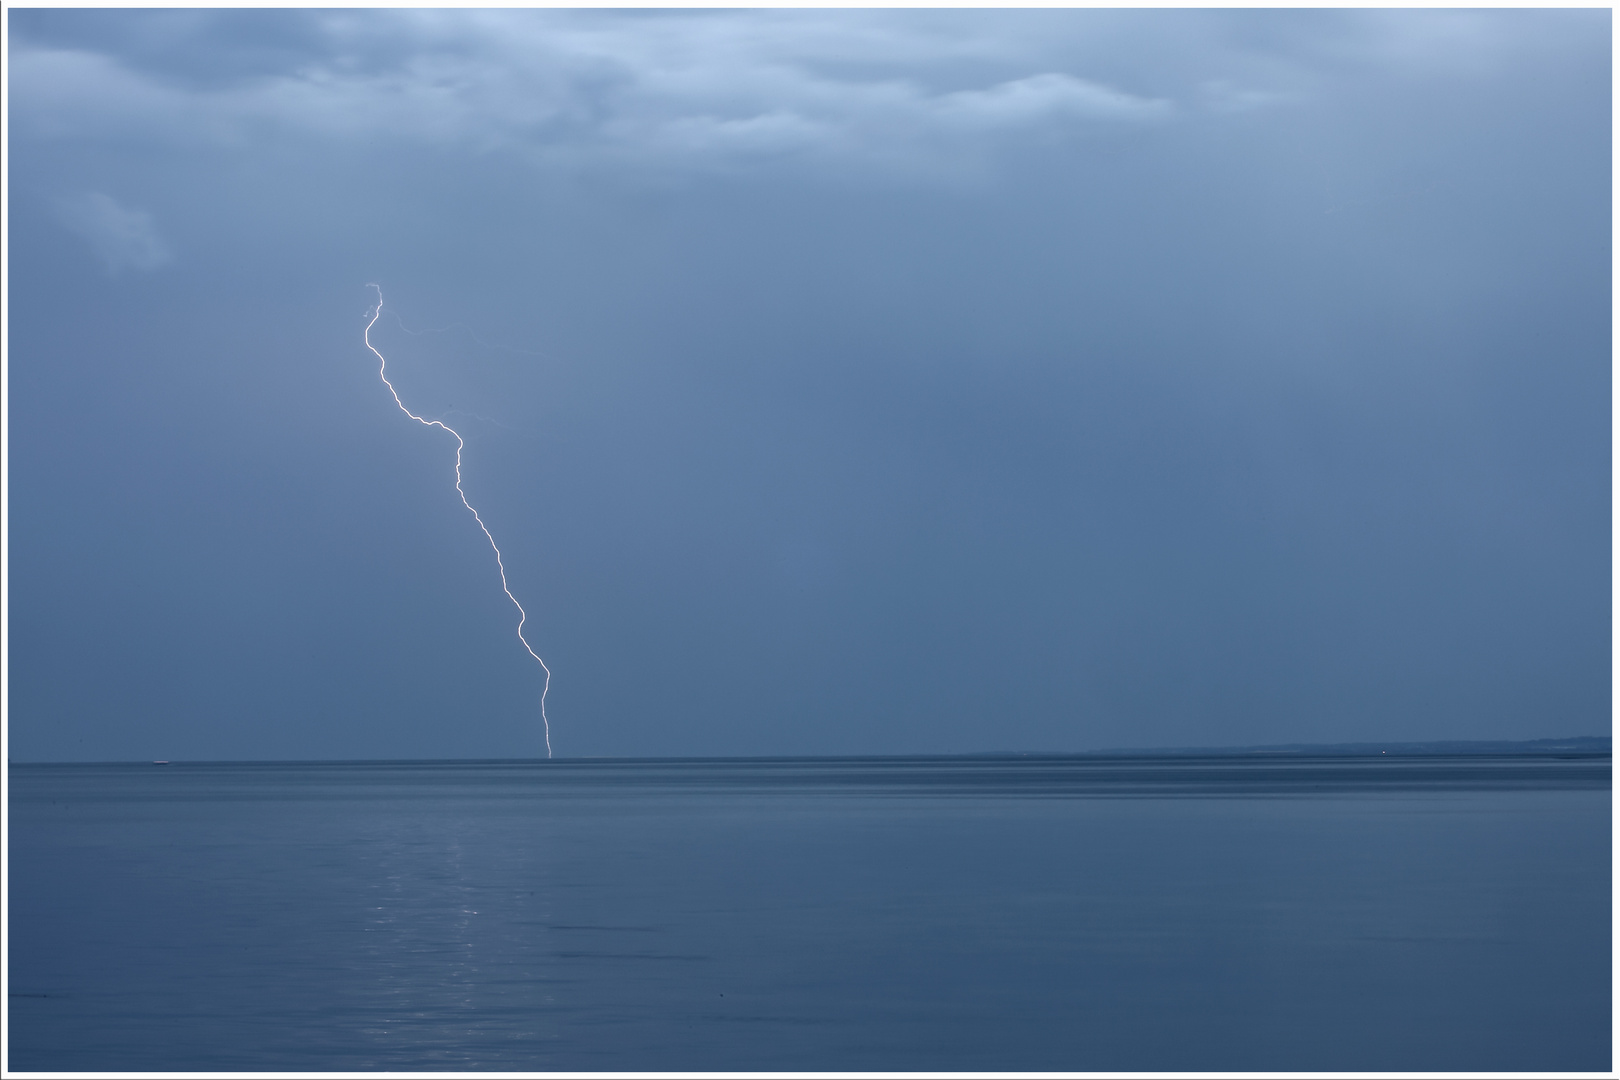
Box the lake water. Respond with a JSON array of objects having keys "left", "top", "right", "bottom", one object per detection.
[{"left": 7, "top": 755, "right": 1610, "bottom": 1072}]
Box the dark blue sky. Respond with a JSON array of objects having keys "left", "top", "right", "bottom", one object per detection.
[{"left": 7, "top": 9, "right": 1610, "bottom": 760}]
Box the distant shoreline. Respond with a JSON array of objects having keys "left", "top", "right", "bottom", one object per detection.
[{"left": 1069, "top": 735, "right": 1611, "bottom": 759}]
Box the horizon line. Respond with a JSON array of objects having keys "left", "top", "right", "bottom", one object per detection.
[{"left": 7, "top": 735, "right": 1610, "bottom": 768}]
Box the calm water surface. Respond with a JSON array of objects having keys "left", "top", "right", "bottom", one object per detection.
[{"left": 7, "top": 755, "right": 1610, "bottom": 1072}]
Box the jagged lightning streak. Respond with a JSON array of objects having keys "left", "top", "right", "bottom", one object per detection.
[{"left": 364, "top": 284, "right": 552, "bottom": 758}]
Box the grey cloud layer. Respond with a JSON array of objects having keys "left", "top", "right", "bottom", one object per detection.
[
  {"left": 5, "top": 10, "right": 1416, "bottom": 175},
  {"left": 13, "top": 9, "right": 1593, "bottom": 185}
]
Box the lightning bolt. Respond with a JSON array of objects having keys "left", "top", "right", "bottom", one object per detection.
[{"left": 363, "top": 284, "right": 553, "bottom": 758}]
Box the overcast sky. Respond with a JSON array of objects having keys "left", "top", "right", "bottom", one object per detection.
[{"left": 7, "top": 8, "right": 1610, "bottom": 761}]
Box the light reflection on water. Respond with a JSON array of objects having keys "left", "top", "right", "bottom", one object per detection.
[{"left": 7, "top": 755, "right": 1610, "bottom": 1071}]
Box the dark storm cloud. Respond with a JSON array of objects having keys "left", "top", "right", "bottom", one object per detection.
[
  {"left": 9, "top": 9, "right": 1179, "bottom": 178},
  {"left": 6, "top": 10, "right": 1609, "bottom": 760}
]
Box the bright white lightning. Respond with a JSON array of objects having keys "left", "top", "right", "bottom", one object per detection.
[{"left": 363, "top": 284, "right": 553, "bottom": 758}]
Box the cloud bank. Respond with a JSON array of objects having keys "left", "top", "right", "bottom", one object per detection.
[
  {"left": 7, "top": 10, "right": 1235, "bottom": 179},
  {"left": 12, "top": 9, "right": 1591, "bottom": 185}
]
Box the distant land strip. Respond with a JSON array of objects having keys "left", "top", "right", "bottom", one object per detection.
[{"left": 1067, "top": 735, "right": 1610, "bottom": 759}]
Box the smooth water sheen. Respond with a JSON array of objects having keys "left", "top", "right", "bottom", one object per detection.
[{"left": 7, "top": 756, "right": 1610, "bottom": 1072}]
